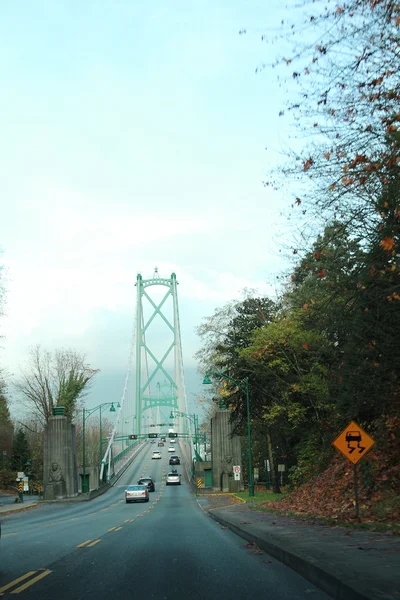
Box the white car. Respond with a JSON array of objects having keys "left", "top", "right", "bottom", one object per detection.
[
  {"left": 168, "top": 446, "right": 175, "bottom": 452},
  {"left": 166, "top": 471, "right": 181, "bottom": 485},
  {"left": 151, "top": 451, "right": 161, "bottom": 459}
]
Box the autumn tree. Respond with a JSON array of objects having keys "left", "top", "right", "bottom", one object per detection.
[
  {"left": 15, "top": 346, "right": 99, "bottom": 423},
  {"left": 196, "top": 293, "right": 278, "bottom": 487}
]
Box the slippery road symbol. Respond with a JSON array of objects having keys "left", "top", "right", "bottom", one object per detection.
[
  {"left": 333, "top": 421, "right": 375, "bottom": 464},
  {"left": 345, "top": 431, "right": 366, "bottom": 454}
]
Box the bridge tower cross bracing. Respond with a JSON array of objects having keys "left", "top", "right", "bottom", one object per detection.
[{"left": 135, "top": 270, "right": 190, "bottom": 440}]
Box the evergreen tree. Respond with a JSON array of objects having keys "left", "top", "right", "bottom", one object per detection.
[
  {"left": 11, "top": 428, "right": 30, "bottom": 472},
  {"left": 0, "top": 380, "right": 13, "bottom": 470}
]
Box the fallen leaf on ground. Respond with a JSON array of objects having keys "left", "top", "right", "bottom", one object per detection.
[{"left": 242, "top": 542, "right": 258, "bottom": 548}]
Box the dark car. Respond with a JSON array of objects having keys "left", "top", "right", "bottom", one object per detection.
[
  {"left": 137, "top": 477, "right": 155, "bottom": 492},
  {"left": 169, "top": 455, "right": 180, "bottom": 465}
]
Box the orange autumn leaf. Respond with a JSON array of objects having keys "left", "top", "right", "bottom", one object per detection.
[
  {"left": 303, "top": 303, "right": 309, "bottom": 311},
  {"left": 318, "top": 268, "right": 326, "bottom": 278},
  {"left": 303, "top": 157, "right": 314, "bottom": 171},
  {"left": 380, "top": 237, "right": 395, "bottom": 251},
  {"left": 302, "top": 342, "right": 310, "bottom": 350}
]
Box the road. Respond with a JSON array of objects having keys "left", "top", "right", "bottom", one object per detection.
[{"left": 0, "top": 443, "right": 331, "bottom": 599}]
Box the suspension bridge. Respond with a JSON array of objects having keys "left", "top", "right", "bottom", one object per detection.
[{"left": 97, "top": 269, "right": 198, "bottom": 484}]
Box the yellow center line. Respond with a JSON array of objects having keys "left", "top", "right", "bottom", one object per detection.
[
  {"left": 87, "top": 512, "right": 97, "bottom": 516},
  {"left": 0, "top": 572, "right": 37, "bottom": 594},
  {"left": 87, "top": 539, "right": 101, "bottom": 547},
  {"left": 69, "top": 517, "right": 79, "bottom": 520},
  {"left": 114, "top": 526, "right": 122, "bottom": 531},
  {"left": 3, "top": 532, "right": 18, "bottom": 537},
  {"left": 108, "top": 526, "right": 117, "bottom": 532},
  {"left": 77, "top": 540, "right": 92, "bottom": 548},
  {"left": 11, "top": 570, "right": 52, "bottom": 594}
]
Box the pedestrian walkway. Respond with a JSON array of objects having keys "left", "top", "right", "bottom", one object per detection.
[
  {"left": 202, "top": 501, "right": 399, "bottom": 600},
  {"left": 0, "top": 493, "right": 39, "bottom": 516}
]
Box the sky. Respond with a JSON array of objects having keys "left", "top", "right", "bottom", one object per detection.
[{"left": 0, "top": 1, "right": 306, "bottom": 420}]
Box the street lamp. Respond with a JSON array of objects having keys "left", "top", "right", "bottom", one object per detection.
[
  {"left": 202, "top": 370, "right": 254, "bottom": 497},
  {"left": 82, "top": 402, "right": 116, "bottom": 493},
  {"left": 170, "top": 410, "right": 201, "bottom": 471}
]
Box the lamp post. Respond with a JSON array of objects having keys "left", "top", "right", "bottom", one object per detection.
[
  {"left": 202, "top": 371, "right": 254, "bottom": 497},
  {"left": 82, "top": 402, "right": 116, "bottom": 493},
  {"left": 169, "top": 410, "right": 200, "bottom": 459}
]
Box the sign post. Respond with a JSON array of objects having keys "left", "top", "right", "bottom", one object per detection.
[
  {"left": 278, "top": 464, "right": 285, "bottom": 487},
  {"left": 332, "top": 420, "right": 375, "bottom": 519}
]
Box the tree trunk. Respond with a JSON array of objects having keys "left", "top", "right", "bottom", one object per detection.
[{"left": 266, "top": 429, "right": 281, "bottom": 494}]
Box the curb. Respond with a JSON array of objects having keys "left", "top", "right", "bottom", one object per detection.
[
  {"left": 232, "top": 494, "right": 246, "bottom": 504},
  {"left": 208, "top": 509, "right": 372, "bottom": 600},
  {"left": 0, "top": 502, "right": 39, "bottom": 517}
]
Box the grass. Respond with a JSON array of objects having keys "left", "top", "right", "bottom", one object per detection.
[{"left": 234, "top": 490, "right": 286, "bottom": 504}]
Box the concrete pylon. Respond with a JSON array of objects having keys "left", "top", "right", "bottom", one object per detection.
[
  {"left": 43, "top": 408, "right": 78, "bottom": 500},
  {"left": 211, "top": 410, "right": 244, "bottom": 492}
]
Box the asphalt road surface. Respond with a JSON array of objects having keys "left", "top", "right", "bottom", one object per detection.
[{"left": 0, "top": 443, "right": 331, "bottom": 599}]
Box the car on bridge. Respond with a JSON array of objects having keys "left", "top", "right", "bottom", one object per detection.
[
  {"left": 157, "top": 441, "right": 164, "bottom": 447},
  {"left": 168, "top": 446, "right": 175, "bottom": 452},
  {"left": 125, "top": 485, "right": 149, "bottom": 503},
  {"left": 137, "top": 477, "right": 156, "bottom": 492},
  {"left": 151, "top": 451, "right": 162, "bottom": 459},
  {"left": 169, "top": 455, "right": 180, "bottom": 465},
  {"left": 166, "top": 471, "right": 181, "bottom": 485}
]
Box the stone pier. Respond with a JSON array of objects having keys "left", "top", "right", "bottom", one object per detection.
[
  {"left": 211, "top": 409, "right": 244, "bottom": 492},
  {"left": 43, "top": 408, "right": 78, "bottom": 500}
]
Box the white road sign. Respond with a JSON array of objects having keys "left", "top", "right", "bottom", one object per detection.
[{"left": 233, "top": 465, "right": 241, "bottom": 474}]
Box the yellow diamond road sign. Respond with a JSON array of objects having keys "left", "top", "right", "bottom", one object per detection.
[{"left": 333, "top": 420, "right": 375, "bottom": 464}]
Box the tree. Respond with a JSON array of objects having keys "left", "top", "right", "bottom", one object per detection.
[
  {"left": 15, "top": 345, "right": 99, "bottom": 423},
  {"left": 196, "top": 293, "right": 278, "bottom": 488},
  {"left": 255, "top": 0, "right": 400, "bottom": 255},
  {"left": 11, "top": 428, "right": 30, "bottom": 472},
  {"left": 14, "top": 417, "right": 45, "bottom": 483},
  {"left": 0, "top": 379, "right": 14, "bottom": 487},
  {"left": 75, "top": 416, "right": 114, "bottom": 468}
]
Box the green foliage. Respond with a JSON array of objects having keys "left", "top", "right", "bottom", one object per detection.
[
  {"left": 58, "top": 369, "right": 94, "bottom": 420},
  {"left": 0, "top": 380, "right": 13, "bottom": 471},
  {"left": 11, "top": 428, "right": 30, "bottom": 472}
]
